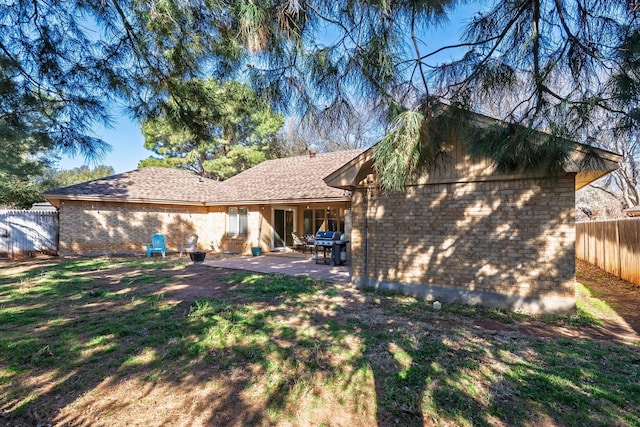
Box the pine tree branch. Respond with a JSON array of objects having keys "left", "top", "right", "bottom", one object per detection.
[
  {"left": 109, "top": 0, "right": 162, "bottom": 82},
  {"left": 304, "top": 3, "right": 364, "bottom": 51},
  {"left": 0, "top": 42, "right": 53, "bottom": 97},
  {"left": 554, "top": 0, "right": 602, "bottom": 62},
  {"left": 532, "top": 0, "right": 544, "bottom": 115},
  {"left": 438, "top": 1, "right": 532, "bottom": 92},
  {"left": 410, "top": 37, "right": 501, "bottom": 64},
  {"left": 410, "top": 9, "right": 429, "bottom": 97}
]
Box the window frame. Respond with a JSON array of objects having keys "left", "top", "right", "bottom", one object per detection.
[
  {"left": 303, "top": 207, "right": 344, "bottom": 235},
  {"left": 227, "top": 207, "right": 248, "bottom": 237}
]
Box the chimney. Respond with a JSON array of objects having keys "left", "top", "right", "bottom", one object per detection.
[{"left": 308, "top": 148, "right": 317, "bottom": 158}]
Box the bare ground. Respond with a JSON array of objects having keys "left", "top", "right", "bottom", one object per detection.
[{"left": 575, "top": 258, "right": 640, "bottom": 337}]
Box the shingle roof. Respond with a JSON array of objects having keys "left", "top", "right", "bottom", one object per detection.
[
  {"left": 43, "top": 167, "right": 220, "bottom": 205},
  {"left": 43, "top": 150, "right": 364, "bottom": 206},
  {"left": 211, "top": 149, "right": 364, "bottom": 203}
]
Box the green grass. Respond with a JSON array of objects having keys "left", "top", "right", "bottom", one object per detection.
[
  {"left": 225, "top": 271, "right": 319, "bottom": 299},
  {"left": 1, "top": 257, "right": 639, "bottom": 426}
]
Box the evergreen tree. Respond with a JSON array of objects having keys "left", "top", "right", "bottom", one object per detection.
[
  {"left": 227, "top": 1, "right": 640, "bottom": 192},
  {"left": 0, "top": 74, "right": 57, "bottom": 208},
  {"left": 4, "top": 1, "right": 640, "bottom": 195},
  {"left": 0, "top": 0, "right": 246, "bottom": 158},
  {"left": 430, "top": 1, "right": 638, "bottom": 182},
  {"left": 139, "top": 79, "right": 283, "bottom": 180}
]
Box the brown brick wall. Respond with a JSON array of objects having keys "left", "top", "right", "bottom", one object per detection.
[
  {"left": 58, "top": 201, "right": 214, "bottom": 255},
  {"left": 58, "top": 202, "right": 271, "bottom": 256},
  {"left": 351, "top": 175, "right": 577, "bottom": 313}
]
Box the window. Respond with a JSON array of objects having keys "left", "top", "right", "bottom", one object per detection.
[
  {"left": 327, "top": 208, "right": 339, "bottom": 231},
  {"left": 315, "top": 209, "right": 325, "bottom": 233},
  {"left": 227, "top": 207, "right": 248, "bottom": 237},
  {"left": 303, "top": 210, "right": 313, "bottom": 235},
  {"left": 303, "top": 207, "right": 345, "bottom": 235}
]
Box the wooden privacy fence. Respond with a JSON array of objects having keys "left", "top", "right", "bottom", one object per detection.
[
  {"left": 576, "top": 219, "right": 640, "bottom": 286},
  {"left": 0, "top": 210, "right": 58, "bottom": 259}
]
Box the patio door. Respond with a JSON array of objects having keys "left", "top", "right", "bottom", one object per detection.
[{"left": 272, "top": 207, "right": 295, "bottom": 250}]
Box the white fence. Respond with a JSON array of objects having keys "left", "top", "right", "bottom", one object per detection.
[{"left": 0, "top": 210, "right": 58, "bottom": 259}]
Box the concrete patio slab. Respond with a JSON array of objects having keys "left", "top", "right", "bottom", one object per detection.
[{"left": 202, "top": 253, "right": 351, "bottom": 283}]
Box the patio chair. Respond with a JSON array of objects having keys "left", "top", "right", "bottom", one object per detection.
[
  {"left": 144, "top": 233, "right": 166, "bottom": 258},
  {"left": 291, "top": 232, "right": 305, "bottom": 253},
  {"left": 292, "top": 232, "right": 314, "bottom": 254},
  {"left": 179, "top": 233, "right": 199, "bottom": 257}
]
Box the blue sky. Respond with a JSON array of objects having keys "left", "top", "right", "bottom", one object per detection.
[
  {"left": 57, "top": 5, "right": 476, "bottom": 175},
  {"left": 57, "top": 115, "right": 151, "bottom": 174}
]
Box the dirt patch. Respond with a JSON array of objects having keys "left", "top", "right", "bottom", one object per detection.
[
  {"left": 576, "top": 259, "right": 640, "bottom": 336},
  {"left": 463, "top": 260, "right": 640, "bottom": 344}
]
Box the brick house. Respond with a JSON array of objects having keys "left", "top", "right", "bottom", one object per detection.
[
  {"left": 44, "top": 130, "right": 620, "bottom": 313},
  {"left": 43, "top": 150, "right": 362, "bottom": 256},
  {"left": 324, "top": 137, "right": 621, "bottom": 313}
]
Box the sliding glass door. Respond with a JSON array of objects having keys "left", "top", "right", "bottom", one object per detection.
[{"left": 273, "top": 207, "right": 295, "bottom": 250}]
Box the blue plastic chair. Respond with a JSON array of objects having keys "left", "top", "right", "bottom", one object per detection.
[{"left": 144, "top": 233, "right": 166, "bottom": 258}]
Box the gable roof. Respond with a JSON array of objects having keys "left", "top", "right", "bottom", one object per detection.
[
  {"left": 324, "top": 142, "right": 621, "bottom": 192},
  {"left": 324, "top": 113, "right": 622, "bottom": 192},
  {"left": 43, "top": 150, "right": 365, "bottom": 207},
  {"left": 208, "top": 149, "right": 363, "bottom": 204},
  {"left": 44, "top": 167, "right": 220, "bottom": 207}
]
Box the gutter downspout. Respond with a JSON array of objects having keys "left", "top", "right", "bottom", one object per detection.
[{"left": 364, "top": 187, "right": 371, "bottom": 287}]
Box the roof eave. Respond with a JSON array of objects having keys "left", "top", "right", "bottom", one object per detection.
[
  {"left": 323, "top": 146, "right": 376, "bottom": 190},
  {"left": 324, "top": 140, "right": 622, "bottom": 193},
  {"left": 43, "top": 194, "right": 208, "bottom": 207},
  {"left": 574, "top": 169, "right": 617, "bottom": 191},
  {"left": 204, "top": 196, "right": 351, "bottom": 207},
  {"left": 565, "top": 146, "right": 622, "bottom": 190}
]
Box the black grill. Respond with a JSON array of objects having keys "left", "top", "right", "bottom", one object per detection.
[
  {"left": 314, "top": 231, "right": 342, "bottom": 246},
  {"left": 314, "top": 231, "right": 348, "bottom": 265}
]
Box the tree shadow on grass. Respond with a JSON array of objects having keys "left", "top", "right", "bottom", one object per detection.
[{"left": 1, "top": 261, "right": 639, "bottom": 426}]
